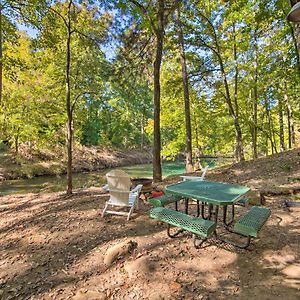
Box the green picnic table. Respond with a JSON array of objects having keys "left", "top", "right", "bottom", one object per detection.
[
  {"left": 150, "top": 180, "right": 270, "bottom": 249},
  {"left": 165, "top": 180, "right": 250, "bottom": 205},
  {"left": 165, "top": 180, "right": 250, "bottom": 225}
]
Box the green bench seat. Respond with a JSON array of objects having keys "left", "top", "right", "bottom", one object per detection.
[
  {"left": 150, "top": 207, "right": 216, "bottom": 238},
  {"left": 149, "top": 194, "right": 182, "bottom": 207},
  {"left": 236, "top": 198, "right": 249, "bottom": 207},
  {"left": 234, "top": 206, "right": 271, "bottom": 238}
]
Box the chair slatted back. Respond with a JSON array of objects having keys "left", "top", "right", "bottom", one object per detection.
[{"left": 106, "top": 169, "right": 131, "bottom": 205}]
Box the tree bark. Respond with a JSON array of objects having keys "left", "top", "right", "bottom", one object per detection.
[
  {"left": 284, "top": 81, "right": 295, "bottom": 149},
  {"left": 141, "top": 109, "right": 145, "bottom": 149},
  {"left": 193, "top": 109, "right": 199, "bottom": 152},
  {"left": 204, "top": 16, "right": 245, "bottom": 162},
  {"left": 66, "top": 1, "right": 73, "bottom": 195},
  {"left": 278, "top": 94, "right": 285, "bottom": 152},
  {"left": 252, "top": 28, "right": 258, "bottom": 159},
  {"left": 290, "top": 1, "right": 300, "bottom": 75},
  {"left": 15, "top": 129, "right": 19, "bottom": 154},
  {"left": 264, "top": 98, "right": 277, "bottom": 154},
  {"left": 0, "top": 5, "right": 3, "bottom": 106},
  {"left": 152, "top": 0, "right": 164, "bottom": 182},
  {"left": 289, "top": 23, "right": 300, "bottom": 75},
  {"left": 175, "top": 0, "right": 193, "bottom": 173},
  {"left": 232, "top": 24, "right": 245, "bottom": 162},
  {"left": 216, "top": 32, "right": 244, "bottom": 162}
]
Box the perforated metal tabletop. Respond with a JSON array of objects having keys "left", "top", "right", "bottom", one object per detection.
[{"left": 165, "top": 180, "right": 250, "bottom": 205}]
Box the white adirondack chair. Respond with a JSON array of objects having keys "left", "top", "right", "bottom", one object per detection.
[
  {"left": 101, "top": 169, "right": 143, "bottom": 221},
  {"left": 180, "top": 165, "right": 209, "bottom": 182}
]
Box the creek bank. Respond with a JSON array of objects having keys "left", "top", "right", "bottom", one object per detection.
[
  {"left": 158, "top": 148, "right": 300, "bottom": 203},
  {"left": 0, "top": 145, "right": 152, "bottom": 181}
]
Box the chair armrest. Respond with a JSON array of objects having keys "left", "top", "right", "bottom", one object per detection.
[
  {"left": 131, "top": 184, "right": 143, "bottom": 194},
  {"left": 102, "top": 184, "right": 109, "bottom": 192}
]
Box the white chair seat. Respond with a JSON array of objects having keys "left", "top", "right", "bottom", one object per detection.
[{"left": 101, "top": 169, "right": 143, "bottom": 220}]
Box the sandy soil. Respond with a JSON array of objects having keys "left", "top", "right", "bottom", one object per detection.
[
  {"left": 1, "top": 148, "right": 300, "bottom": 299},
  {"left": 0, "top": 188, "right": 299, "bottom": 300}
]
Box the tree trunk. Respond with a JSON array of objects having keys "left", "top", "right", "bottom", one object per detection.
[
  {"left": 289, "top": 23, "right": 300, "bottom": 75},
  {"left": 278, "top": 95, "right": 285, "bottom": 152},
  {"left": 270, "top": 118, "right": 278, "bottom": 154},
  {"left": 15, "top": 131, "right": 19, "bottom": 154},
  {"left": 193, "top": 109, "right": 199, "bottom": 151},
  {"left": 264, "top": 135, "right": 268, "bottom": 157},
  {"left": 232, "top": 24, "right": 245, "bottom": 162},
  {"left": 214, "top": 23, "right": 244, "bottom": 162},
  {"left": 152, "top": 0, "right": 164, "bottom": 182},
  {"left": 284, "top": 80, "right": 295, "bottom": 149},
  {"left": 252, "top": 28, "right": 258, "bottom": 159},
  {"left": 141, "top": 110, "right": 144, "bottom": 149},
  {"left": 265, "top": 98, "right": 277, "bottom": 154},
  {"left": 175, "top": 0, "right": 193, "bottom": 173},
  {"left": 252, "top": 87, "right": 258, "bottom": 159},
  {"left": 0, "top": 5, "right": 3, "bottom": 106},
  {"left": 289, "top": 0, "right": 300, "bottom": 75},
  {"left": 66, "top": 1, "right": 73, "bottom": 195},
  {"left": 219, "top": 61, "right": 244, "bottom": 162}
]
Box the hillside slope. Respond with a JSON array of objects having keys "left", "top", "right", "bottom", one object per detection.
[
  {"left": 205, "top": 148, "right": 300, "bottom": 195},
  {"left": 161, "top": 148, "right": 300, "bottom": 196}
]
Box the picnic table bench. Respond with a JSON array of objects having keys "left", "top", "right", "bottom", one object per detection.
[
  {"left": 149, "top": 194, "right": 182, "bottom": 207},
  {"left": 149, "top": 181, "right": 271, "bottom": 249},
  {"left": 150, "top": 205, "right": 271, "bottom": 249},
  {"left": 150, "top": 207, "right": 216, "bottom": 248},
  {"left": 230, "top": 206, "right": 271, "bottom": 248}
]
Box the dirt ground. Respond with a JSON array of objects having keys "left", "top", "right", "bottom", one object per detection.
[
  {"left": 0, "top": 187, "right": 299, "bottom": 300},
  {"left": 1, "top": 148, "right": 300, "bottom": 299}
]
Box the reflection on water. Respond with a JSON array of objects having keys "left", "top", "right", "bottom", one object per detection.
[{"left": 0, "top": 158, "right": 232, "bottom": 195}]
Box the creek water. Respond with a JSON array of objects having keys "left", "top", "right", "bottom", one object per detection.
[{"left": 0, "top": 158, "right": 232, "bottom": 196}]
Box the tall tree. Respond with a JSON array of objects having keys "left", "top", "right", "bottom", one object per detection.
[
  {"left": 193, "top": 8, "right": 245, "bottom": 161},
  {"left": 127, "top": 0, "right": 173, "bottom": 182},
  {"left": 41, "top": 0, "right": 110, "bottom": 194},
  {"left": 175, "top": 0, "right": 193, "bottom": 172}
]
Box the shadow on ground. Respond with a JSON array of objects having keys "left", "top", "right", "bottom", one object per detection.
[{"left": 0, "top": 192, "right": 299, "bottom": 299}]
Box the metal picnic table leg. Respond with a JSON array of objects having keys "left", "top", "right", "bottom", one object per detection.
[
  {"left": 185, "top": 198, "right": 189, "bottom": 214},
  {"left": 214, "top": 205, "right": 219, "bottom": 223},
  {"left": 201, "top": 202, "right": 209, "bottom": 219},
  {"left": 167, "top": 224, "right": 184, "bottom": 238},
  {"left": 217, "top": 205, "right": 252, "bottom": 249},
  {"left": 201, "top": 202, "right": 205, "bottom": 218},
  {"left": 223, "top": 205, "right": 235, "bottom": 226},
  {"left": 208, "top": 204, "right": 213, "bottom": 219},
  {"left": 201, "top": 202, "right": 215, "bottom": 220},
  {"left": 197, "top": 200, "right": 200, "bottom": 217}
]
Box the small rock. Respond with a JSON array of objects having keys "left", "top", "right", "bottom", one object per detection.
[
  {"left": 104, "top": 240, "right": 138, "bottom": 266},
  {"left": 124, "top": 256, "right": 154, "bottom": 278},
  {"left": 169, "top": 281, "right": 182, "bottom": 292},
  {"left": 281, "top": 264, "right": 300, "bottom": 278}
]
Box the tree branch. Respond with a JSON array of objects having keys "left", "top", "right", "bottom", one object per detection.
[
  {"left": 48, "top": 6, "right": 68, "bottom": 28},
  {"left": 128, "top": 0, "right": 157, "bottom": 33}
]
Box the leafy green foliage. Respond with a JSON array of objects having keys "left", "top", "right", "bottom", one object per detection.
[{"left": 0, "top": 0, "right": 299, "bottom": 161}]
